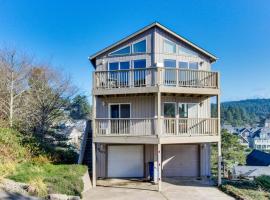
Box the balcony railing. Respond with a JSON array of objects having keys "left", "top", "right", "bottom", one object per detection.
[
  {"left": 94, "top": 67, "right": 218, "bottom": 90},
  {"left": 95, "top": 118, "right": 156, "bottom": 136},
  {"left": 162, "top": 118, "right": 218, "bottom": 136},
  {"left": 95, "top": 118, "right": 218, "bottom": 137}
]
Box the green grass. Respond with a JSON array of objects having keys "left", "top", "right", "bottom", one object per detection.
[
  {"left": 0, "top": 128, "right": 87, "bottom": 197},
  {"left": 8, "top": 162, "right": 87, "bottom": 197},
  {"left": 220, "top": 179, "right": 270, "bottom": 200}
]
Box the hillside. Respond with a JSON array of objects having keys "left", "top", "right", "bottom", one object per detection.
[{"left": 220, "top": 99, "right": 270, "bottom": 126}]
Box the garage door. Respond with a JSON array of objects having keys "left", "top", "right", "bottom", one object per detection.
[
  {"left": 108, "top": 145, "right": 144, "bottom": 178},
  {"left": 163, "top": 144, "right": 199, "bottom": 177}
]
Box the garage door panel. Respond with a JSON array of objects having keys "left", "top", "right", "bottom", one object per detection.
[
  {"left": 108, "top": 145, "right": 144, "bottom": 178},
  {"left": 163, "top": 145, "right": 199, "bottom": 177}
]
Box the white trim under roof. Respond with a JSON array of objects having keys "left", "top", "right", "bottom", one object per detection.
[{"left": 89, "top": 22, "right": 218, "bottom": 67}]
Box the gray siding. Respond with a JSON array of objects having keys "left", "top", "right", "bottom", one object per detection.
[
  {"left": 96, "top": 96, "right": 155, "bottom": 118},
  {"left": 154, "top": 28, "right": 211, "bottom": 71},
  {"left": 95, "top": 29, "right": 154, "bottom": 71}
]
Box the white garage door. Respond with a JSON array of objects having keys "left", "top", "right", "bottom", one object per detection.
[
  {"left": 163, "top": 145, "right": 199, "bottom": 177},
  {"left": 108, "top": 145, "right": 144, "bottom": 178}
]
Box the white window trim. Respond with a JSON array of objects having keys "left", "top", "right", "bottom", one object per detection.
[
  {"left": 133, "top": 59, "right": 147, "bottom": 69},
  {"left": 163, "top": 39, "right": 177, "bottom": 54},
  {"left": 178, "top": 61, "right": 200, "bottom": 70},
  {"left": 132, "top": 38, "right": 147, "bottom": 54},
  {"left": 163, "top": 102, "right": 199, "bottom": 118},
  {"left": 108, "top": 103, "right": 132, "bottom": 119},
  {"left": 107, "top": 61, "right": 131, "bottom": 71},
  {"left": 108, "top": 45, "right": 131, "bottom": 56}
]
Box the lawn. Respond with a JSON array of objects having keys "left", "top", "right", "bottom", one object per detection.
[
  {"left": 0, "top": 128, "right": 87, "bottom": 197},
  {"left": 8, "top": 162, "right": 87, "bottom": 197}
]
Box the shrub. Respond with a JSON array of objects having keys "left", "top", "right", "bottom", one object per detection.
[{"left": 255, "top": 175, "right": 270, "bottom": 191}]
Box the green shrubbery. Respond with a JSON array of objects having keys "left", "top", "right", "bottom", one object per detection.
[
  {"left": 0, "top": 128, "right": 87, "bottom": 197},
  {"left": 221, "top": 178, "right": 270, "bottom": 200}
]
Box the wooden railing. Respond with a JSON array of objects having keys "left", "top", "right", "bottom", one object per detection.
[
  {"left": 162, "top": 68, "right": 218, "bottom": 88},
  {"left": 94, "top": 67, "right": 218, "bottom": 89},
  {"left": 95, "top": 118, "right": 218, "bottom": 137},
  {"left": 162, "top": 118, "right": 218, "bottom": 136},
  {"left": 94, "top": 68, "right": 157, "bottom": 89},
  {"left": 95, "top": 118, "right": 156, "bottom": 136}
]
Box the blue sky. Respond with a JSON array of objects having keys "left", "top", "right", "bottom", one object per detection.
[{"left": 0, "top": 0, "right": 270, "bottom": 102}]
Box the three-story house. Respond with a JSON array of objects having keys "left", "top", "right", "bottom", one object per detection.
[{"left": 89, "top": 22, "right": 221, "bottom": 191}]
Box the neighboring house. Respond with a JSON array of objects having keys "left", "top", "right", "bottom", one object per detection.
[
  {"left": 250, "top": 128, "right": 270, "bottom": 151},
  {"left": 86, "top": 22, "right": 221, "bottom": 191},
  {"left": 246, "top": 149, "right": 270, "bottom": 166},
  {"left": 232, "top": 165, "right": 270, "bottom": 179}
]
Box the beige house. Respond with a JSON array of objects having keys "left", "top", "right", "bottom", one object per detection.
[{"left": 89, "top": 22, "right": 221, "bottom": 191}]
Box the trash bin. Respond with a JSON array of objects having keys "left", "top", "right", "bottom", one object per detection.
[{"left": 148, "top": 161, "right": 154, "bottom": 181}]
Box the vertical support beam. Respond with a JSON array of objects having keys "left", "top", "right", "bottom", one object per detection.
[
  {"left": 92, "top": 95, "right": 96, "bottom": 137},
  {"left": 158, "top": 143, "right": 162, "bottom": 191},
  {"left": 217, "top": 94, "right": 222, "bottom": 186},
  {"left": 92, "top": 142, "right": 96, "bottom": 188},
  {"left": 157, "top": 92, "right": 161, "bottom": 137}
]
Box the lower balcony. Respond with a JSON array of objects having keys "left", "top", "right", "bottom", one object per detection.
[{"left": 95, "top": 118, "right": 218, "bottom": 137}]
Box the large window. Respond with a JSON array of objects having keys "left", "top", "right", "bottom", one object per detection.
[
  {"left": 164, "top": 59, "right": 177, "bottom": 85},
  {"left": 133, "top": 40, "right": 146, "bottom": 53},
  {"left": 164, "top": 59, "right": 176, "bottom": 68},
  {"left": 110, "top": 104, "right": 131, "bottom": 118},
  {"left": 164, "top": 40, "right": 176, "bottom": 54},
  {"left": 108, "top": 62, "right": 130, "bottom": 87},
  {"left": 110, "top": 104, "right": 131, "bottom": 134},
  {"left": 179, "top": 46, "right": 198, "bottom": 56},
  {"left": 109, "top": 46, "right": 131, "bottom": 56},
  {"left": 133, "top": 59, "right": 146, "bottom": 86}
]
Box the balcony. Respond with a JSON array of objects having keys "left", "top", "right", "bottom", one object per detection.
[
  {"left": 95, "top": 118, "right": 218, "bottom": 137},
  {"left": 93, "top": 67, "right": 219, "bottom": 94}
]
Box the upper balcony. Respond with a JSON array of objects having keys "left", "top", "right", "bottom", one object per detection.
[{"left": 93, "top": 67, "right": 220, "bottom": 96}]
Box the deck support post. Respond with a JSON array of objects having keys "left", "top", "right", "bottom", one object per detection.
[
  {"left": 92, "top": 142, "right": 96, "bottom": 188},
  {"left": 158, "top": 143, "right": 162, "bottom": 191},
  {"left": 217, "top": 94, "right": 222, "bottom": 186}
]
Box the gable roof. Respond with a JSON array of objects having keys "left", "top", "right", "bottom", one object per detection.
[{"left": 89, "top": 22, "right": 218, "bottom": 67}]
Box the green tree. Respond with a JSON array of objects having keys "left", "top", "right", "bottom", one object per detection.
[
  {"left": 212, "top": 129, "right": 246, "bottom": 177},
  {"left": 69, "top": 95, "right": 91, "bottom": 120}
]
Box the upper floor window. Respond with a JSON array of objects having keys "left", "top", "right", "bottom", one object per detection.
[
  {"left": 133, "top": 40, "right": 146, "bottom": 53},
  {"left": 109, "top": 61, "right": 130, "bottom": 70},
  {"left": 109, "top": 46, "right": 131, "bottom": 56},
  {"left": 179, "top": 61, "right": 199, "bottom": 70},
  {"left": 179, "top": 46, "right": 198, "bottom": 56},
  {"left": 164, "top": 40, "right": 176, "bottom": 54},
  {"left": 134, "top": 59, "right": 146, "bottom": 69},
  {"left": 164, "top": 59, "right": 176, "bottom": 68}
]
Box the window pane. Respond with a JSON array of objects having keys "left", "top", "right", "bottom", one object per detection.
[
  {"left": 179, "top": 62, "right": 188, "bottom": 69},
  {"left": 120, "top": 104, "right": 130, "bottom": 118},
  {"left": 109, "top": 46, "right": 131, "bottom": 56},
  {"left": 109, "top": 62, "right": 119, "bottom": 70},
  {"left": 164, "top": 103, "right": 175, "bottom": 117},
  {"left": 179, "top": 46, "right": 198, "bottom": 56},
  {"left": 133, "top": 40, "right": 146, "bottom": 53},
  {"left": 133, "top": 59, "right": 146, "bottom": 86},
  {"left": 134, "top": 59, "right": 146, "bottom": 68},
  {"left": 120, "top": 62, "right": 130, "bottom": 70},
  {"left": 164, "top": 59, "right": 176, "bottom": 68},
  {"left": 189, "top": 62, "right": 199, "bottom": 70},
  {"left": 110, "top": 105, "right": 119, "bottom": 118},
  {"left": 164, "top": 40, "right": 176, "bottom": 54},
  {"left": 179, "top": 103, "right": 188, "bottom": 118}
]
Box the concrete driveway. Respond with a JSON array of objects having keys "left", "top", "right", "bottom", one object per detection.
[{"left": 83, "top": 178, "right": 234, "bottom": 200}]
